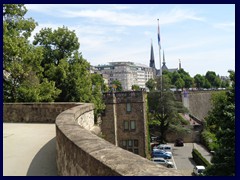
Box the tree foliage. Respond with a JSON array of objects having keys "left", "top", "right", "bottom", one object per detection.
[
  {"left": 147, "top": 75, "right": 188, "bottom": 143},
  {"left": 132, "top": 84, "right": 141, "bottom": 91},
  {"left": 3, "top": 4, "right": 106, "bottom": 117},
  {"left": 145, "top": 78, "right": 156, "bottom": 92},
  {"left": 3, "top": 4, "right": 60, "bottom": 102},
  {"left": 204, "top": 71, "right": 235, "bottom": 176},
  {"left": 111, "top": 80, "right": 123, "bottom": 92}
]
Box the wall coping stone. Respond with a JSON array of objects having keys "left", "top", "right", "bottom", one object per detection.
[{"left": 56, "top": 103, "right": 182, "bottom": 176}]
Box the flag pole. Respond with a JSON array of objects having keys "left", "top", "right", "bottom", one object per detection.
[{"left": 157, "top": 19, "right": 162, "bottom": 91}]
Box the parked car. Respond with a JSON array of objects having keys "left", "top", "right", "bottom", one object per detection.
[
  {"left": 152, "top": 148, "right": 172, "bottom": 155},
  {"left": 193, "top": 165, "right": 205, "bottom": 176},
  {"left": 175, "top": 138, "right": 184, "bottom": 146},
  {"left": 152, "top": 157, "right": 174, "bottom": 168},
  {"left": 155, "top": 144, "right": 172, "bottom": 152},
  {"left": 151, "top": 149, "right": 172, "bottom": 159},
  {"left": 150, "top": 136, "right": 161, "bottom": 143}
]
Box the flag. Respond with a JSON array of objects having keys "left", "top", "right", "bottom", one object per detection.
[{"left": 157, "top": 20, "right": 161, "bottom": 49}]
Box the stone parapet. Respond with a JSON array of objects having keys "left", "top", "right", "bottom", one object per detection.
[
  {"left": 3, "top": 103, "right": 81, "bottom": 123},
  {"left": 56, "top": 103, "right": 182, "bottom": 176}
]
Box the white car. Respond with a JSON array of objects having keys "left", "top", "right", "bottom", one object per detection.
[
  {"left": 193, "top": 165, "right": 205, "bottom": 175},
  {"left": 152, "top": 157, "right": 174, "bottom": 168}
]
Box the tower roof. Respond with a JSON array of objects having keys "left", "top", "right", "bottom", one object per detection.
[
  {"left": 162, "top": 49, "right": 168, "bottom": 71},
  {"left": 149, "top": 41, "right": 155, "bottom": 68}
]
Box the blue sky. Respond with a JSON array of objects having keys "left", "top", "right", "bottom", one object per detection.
[{"left": 24, "top": 4, "right": 235, "bottom": 77}]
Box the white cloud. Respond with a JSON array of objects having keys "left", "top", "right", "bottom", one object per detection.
[
  {"left": 24, "top": 4, "right": 234, "bottom": 77},
  {"left": 213, "top": 22, "right": 235, "bottom": 31},
  {"left": 158, "top": 8, "right": 205, "bottom": 25},
  {"left": 26, "top": 4, "right": 204, "bottom": 27}
]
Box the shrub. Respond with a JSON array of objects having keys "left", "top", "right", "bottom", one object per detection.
[
  {"left": 192, "top": 148, "right": 211, "bottom": 167},
  {"left": 201, "top": 130, "right": 219, "bottom": 151}
]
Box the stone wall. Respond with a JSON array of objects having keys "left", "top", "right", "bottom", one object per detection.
[
  {"left": 56, "top": 103, "right": 182, "bottom": 176},
  {"left": 187, "top": 91, "right": 213, "bottom": 120},
  {"left": 175, "top": 91, "right": 215, "bottom": 121},
  {"left": 101, "top": 91, "right": 148, "bottom": 158},
  {"left": 3, "top": 103, "right": 81, "bottom": 123}
]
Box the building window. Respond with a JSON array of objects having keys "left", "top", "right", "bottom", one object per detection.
[
  {"left": 130, "top": 120, "right": 136, "bottom": 130},
  {"left": 134, "top": 139, "right": 138, "bottom": 147},
  {"left": 126, "top": 103, "right": 131, "bottom": 112},
  {"left": 128, "top": 140, "right": 133, "bottom": 147},
  {"left": 124, "top": 121, "right": 129, "bottom": 130},
  {"left": 133, "top": 148, "right": 139, "bottom": 154},
  {"left": 122, "top": 140, "right": 127, "bottom": 147},
  {"left": 121, "top": 139, "right": 139, "bottom": 154}
]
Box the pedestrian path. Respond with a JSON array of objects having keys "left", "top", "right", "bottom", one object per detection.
[
  {"left": 180, "top": 113, "right": 200, "bottom": 125},
  {"left": 193, "top": 143, "right": 212, "bottom": 163},
  {"left": 3, "top": 123, "right": 57, "bottom": 176}
]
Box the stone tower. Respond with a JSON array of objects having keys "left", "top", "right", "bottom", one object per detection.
[{"left": 101, "top": 91, "right": 148, "bottom": 158}]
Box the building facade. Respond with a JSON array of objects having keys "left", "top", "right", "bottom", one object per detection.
[
  {"left": 101, "top": 91, "right": 149, "bottom": 157},
  {"left": 95, "top": 62, "right": 154, "bottom": 91}
]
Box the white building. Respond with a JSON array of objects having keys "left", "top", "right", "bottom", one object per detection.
[{"left": 95, "top": 62, "right": 154, "bottom": 91}]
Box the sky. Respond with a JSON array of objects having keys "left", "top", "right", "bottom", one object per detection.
[{"left": 24, "top": 4, "right": 235, "bottom": 77}]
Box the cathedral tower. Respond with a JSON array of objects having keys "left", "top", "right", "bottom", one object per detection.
[{"left": 149, "top": 40, "right": 155, "bottom": 68}]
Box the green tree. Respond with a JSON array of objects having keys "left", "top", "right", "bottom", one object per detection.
[
  {"left": 33, "top": 26, "right": 90, "bottom": 102},
  {"left": 132, "top": 84, "right": 140, "bottom": 91},
  {"left": 194, "top": 74, "right": 205, "bottom": 89},
  {"left": 178, "top": 68, "right": 193, "bottom": 88},
  {"left": 148, "top": 75, "right": 188, "bottom": 143},
  {"left": 205, "top": 71, "right": 235, "bottom": 176},
  {"left": 3, "top": 4, "right": 60, "bottom": 102},
  {"left": 174, "top": 78, "right": 185, "bottom": 89},
  {"left": 214, "top": 76, "right": 221, "bottom": 88},
  {"left": 205, "top": 71, "right": 221, "bottom": 88},
  {"left": 145, "top": 78, "right": 156, "bottom": 92},
  {"left": 91, "top": 73, "right": 106, "bottom": 119},
  {"left": 203, "top": 79, "right": 211, "bottom": 89},
  {"left": 64, "top": 54, "right": 93, "bottom": 102},
  {"left": 33, "top": 26, "right": 79, "bottom": 66},
  {"left": 171, "top": 71, "right": 181, "bottom": 85},
  {"left": 111, "top": 80, "right": 123, "bottom": 92}
]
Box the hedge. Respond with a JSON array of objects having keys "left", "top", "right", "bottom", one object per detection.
[{"left": 192, "top": 148, "right": 211, "bottom": 167}]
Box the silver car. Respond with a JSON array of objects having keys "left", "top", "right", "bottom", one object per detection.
[{"left": 152, "top": 157, "right": 174, "bottom": 168}]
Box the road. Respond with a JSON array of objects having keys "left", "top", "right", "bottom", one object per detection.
[{"left": 167, "top": 143, "right": 212, "bottom": 176}]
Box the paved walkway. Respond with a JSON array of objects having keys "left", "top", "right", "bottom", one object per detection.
[
  {"left": 3, "top": 123, "right": 57, "bottom": 176},
  {"left": 193, "top": 143, "right": 213, "bottom": 163}
]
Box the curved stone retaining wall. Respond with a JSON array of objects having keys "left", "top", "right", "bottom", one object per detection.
[
  {"left": 56, "top": 103, "right": 182, "bottom": 176},
  {"left": 3, "top": 103, "right": 81, "bottom": 123}
]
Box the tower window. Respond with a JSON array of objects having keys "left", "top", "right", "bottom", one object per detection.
[
  {"left": 130, "top": 120, "right": 136, "bottom": 130},
  {"left": 126, "top": 103, "right": 131, "bottom": 112},
  {"left": 122, "top": 140, "right": 127, "bottom": 147},
  {"left": 128, "top": 140, "right": 133, "bottom": 147},
  {"left": 124, "top": 121, "right": 129, "bottom": 130}
]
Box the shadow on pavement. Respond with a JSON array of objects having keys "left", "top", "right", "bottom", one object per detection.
[
  {"left": 188, "top": 157, "right": 196, "bottom": 166},
  {"left": 27, "top": 137, "right": 57, "bottom": 176}
]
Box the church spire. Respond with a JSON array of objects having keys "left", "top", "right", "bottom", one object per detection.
[
  {"left": 161, "top": 49, "right": 168, "bottom": 72},
  {"left": 163, "top": 49, "right": 166, "bottom": 66},
  {"left": 149, "top": 39, "right": 155, "bottom": 68}
]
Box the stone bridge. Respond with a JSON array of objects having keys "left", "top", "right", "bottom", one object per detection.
[{"left": 3, "top": 103, "right": 182, "bottom": 176}]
